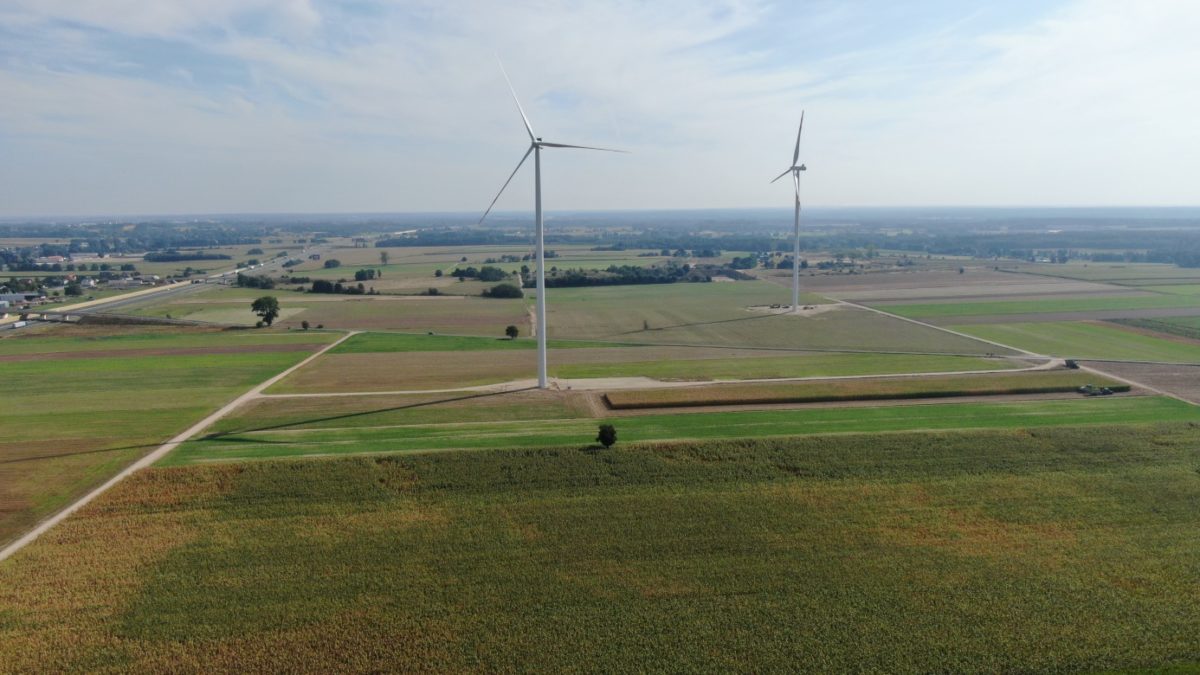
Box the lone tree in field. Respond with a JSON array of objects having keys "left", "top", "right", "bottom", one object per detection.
[
  {"left": 505, "top": 325, "right": 519, "bottom": 339},
  {"left": 251, "top": 296, "right": 280, "bottom": 326},
  {"left": 596, "top": 424, "right": 617, "bottom": 449},
  {"left": 380, "top": 251, "right": 390, "bottom": 265}
]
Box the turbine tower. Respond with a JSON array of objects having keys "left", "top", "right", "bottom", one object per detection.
[
  {"left": 480, "top": 62, "right": 626, "bottom": 389},
  {"left": 771, "top": 112, "right": 807, "bottom": 312}
]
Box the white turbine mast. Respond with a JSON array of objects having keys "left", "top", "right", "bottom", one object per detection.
[
  {"left": 770, "top": 112, "right": 807, "bottom": 312},
  {"left": 480, "top": 60, "right": 627, "bottom": 389}
]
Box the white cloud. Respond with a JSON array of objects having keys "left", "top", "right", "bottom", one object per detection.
[{"left": 0, "top": 0, "right": 1198, "bottom": 215}]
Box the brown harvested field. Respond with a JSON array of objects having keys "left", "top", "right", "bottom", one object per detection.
[
  {"left": 932, "top": 307, "right": 1200, "bottom": 325},
  {"left": 604, "top": 370, "right": 1125, "bottom": 409},
  {"left": 1082, "top": 361, "right": 1200, "bottom": 404}
]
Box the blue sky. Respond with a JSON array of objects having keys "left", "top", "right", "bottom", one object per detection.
[{"left": 1, "top": 0, "right": 1197, "bottom": 216}]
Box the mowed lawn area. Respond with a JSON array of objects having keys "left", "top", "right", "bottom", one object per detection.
[
  {"left": 952, "top": 321, "right": 1200, "bottom": 362},
  {"left": 165, "top": 396, "right": 1198, "bottom": 464},
  {"left": 5, "top": 424, "right": 1200, "bottom": 671},
  {"left": 0, "top": 326, "right": 337, "bottom": 546}
]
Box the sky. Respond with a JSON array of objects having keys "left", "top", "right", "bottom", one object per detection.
[{"left": 1, "top": 0, "right": 1198, "bottom": 217}]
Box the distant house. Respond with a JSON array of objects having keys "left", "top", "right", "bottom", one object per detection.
[
  {"left": 309, "top": 254, "right": 321, "bottom": 260},
  {"left": 0, "top": 292, "right": 44, "bottom": 306}
]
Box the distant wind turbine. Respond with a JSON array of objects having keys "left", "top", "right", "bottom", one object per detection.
[
  {"left": 771, "top": 112, "right": 807, "bottom": 312},
  {"left": 480, "top": 61, "right": 627, "bottom": 389}
]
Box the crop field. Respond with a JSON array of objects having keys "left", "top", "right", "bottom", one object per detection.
[
  {"left": 812, "top": 269, "right": 1143, "bottom": 303},
  {"left": 1112, "top": 316, "right": 1200, "bottom": 340},
  {"left": 951, "top": 321, "right": 1200, "bottom": 362},
  {"left": 541, "top": 283, "right": 1005, "bottom": 353},
  {"left": 129, "top": 286, "right": 531, "bottom": 334},
  {"left": 271, "top": 339, "right": 1018, "bottom": 393},
  {"left": 1002, "top": 261, "right": 1200, "bottom": 284},
  {"left": 164, "top": 395, "right": 1197, "bottom": 464},
  {"left": 5, "top": 424, "right": 1200, "bottom": 671},
  {"left": 604, "top": 370, "right": 1124, "bottom": 409},
  {"left": 0, "top": 326, "right": 336, "bottom": 546},
  {"left": 878, "top": 293, "right": 1200, "bottom": 320}
]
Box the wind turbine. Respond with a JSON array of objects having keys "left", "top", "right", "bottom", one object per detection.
[
  {"left": 771, "top": 112, "right": 807, "bottom": 312},
  {"left": 480, "top": 62, "right": 626, "bottom": 389}
]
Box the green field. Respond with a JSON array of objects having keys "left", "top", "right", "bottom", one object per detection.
[
  {"left": 881, "top": 294, "right": 1200, "bottom": 319},
  {"left": 952, "top": 321, "right": 1200, "bottom": 361},
  {"left": 5, "top": 424, "right": 1200, "bottom": 671},
  {"left": 0, "top": 326, "right": 336, "bottom": 546},
  {"left": 165, "top": 396, "right": 1198, "bottom": 465}
]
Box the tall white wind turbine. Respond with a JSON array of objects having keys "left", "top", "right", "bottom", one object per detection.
[
  {"left": 480, "top": 62, "right": 626, "bottom": 389},
  {"left": 770, "top": 112, "right": 807, "bottom": 312}
]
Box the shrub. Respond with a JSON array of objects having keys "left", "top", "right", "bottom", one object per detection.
[
  {"left": 482, "top": 283, "right": 524, "bottom": 299},
  {"left": 596, "top": 424, "right": 617, "bottom": 448}
]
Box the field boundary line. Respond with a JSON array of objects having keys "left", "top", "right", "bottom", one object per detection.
[{"left": 0, "top": 330, "right": 358, "bottom": 564}]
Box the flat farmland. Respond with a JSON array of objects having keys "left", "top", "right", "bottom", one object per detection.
[
  {"left": 543, "top": 282, "right": 1004, "bottom": 353},
  {"left": 164, "top": 396, "right": 1197, "bottom": 464},
  {"left": 806, "top": 269, "right": 1140, "bottom": 303},
  {"left": 0, "top": 326, "right": 336, "bottom": 546},
  {"left": 1005, "top": 261, "right": 1200, "bottom": 284},
  {"left": 6, "top": 424, "right": 1200, "bottom": 671},
  {"left": 129, "top": 285, "right": 530, "bottom": 334},
  {"left": 879, "top": 293, "right": 1200, "bottom": 321},
  {"left": 605, "top": 370, "right": 1123, "bottom": 409},
  {"left": 951, "top": 321, "right": 1200, "bottom": 362},
  {"left": 270, "top": 335, "right": 1018, "bottom": 393}
]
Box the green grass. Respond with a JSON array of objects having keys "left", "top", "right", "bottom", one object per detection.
[
  {"left": 951, "top": 321, "right": 1200, "bottom": 361},
  {"left": 555, "top": 352, "right": 1015, "bottom": 380},
  {"left": 164, "top": 396, "right": 1199, "bottom": 465},
  {"left": 7, "top": 424, "right": 1200, "bottom": 671},
  {"left": 882, "top": 294, "right": 1200, "bottom": 319}
]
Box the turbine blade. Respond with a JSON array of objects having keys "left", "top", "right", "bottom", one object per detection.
[
  {"left": 497, "top": 57, "right": 535, "bottom": 142},
  {"left": 793, "top": 171, "right": 801, "bottom": 202},
  {"left": 770, "top": 167, "right": 792, "bottom": 184},
  {"left": 792, "top": 110, "right": 804, "bottom": 165},
  {"left": 479, "top": 145, "right": 534, "bottom": 224},
  {"left": 538, "top": 141, "right": 629, "bottom": 153}
]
